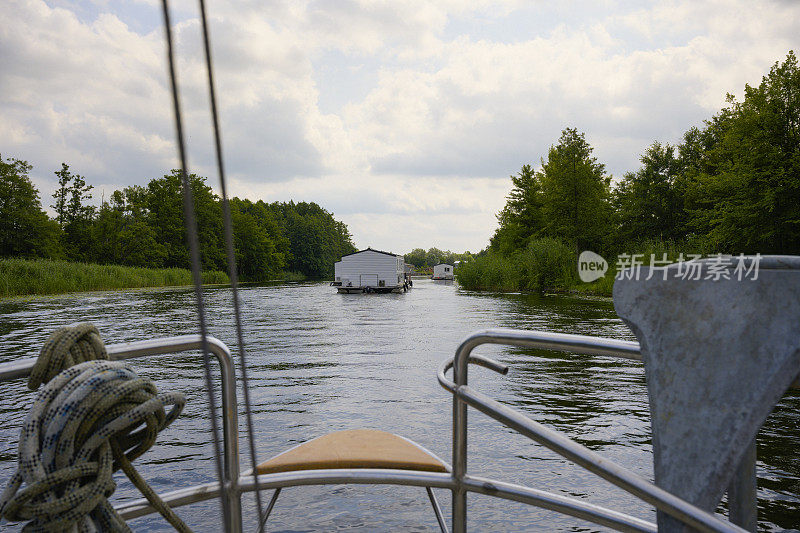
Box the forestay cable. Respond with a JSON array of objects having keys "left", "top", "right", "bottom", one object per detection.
[
  {"left": 160, "top": 1, "right": 232, "bottom": 530},
  {"left": 196, "top": 0, "right": 267, "bottom": 529}
]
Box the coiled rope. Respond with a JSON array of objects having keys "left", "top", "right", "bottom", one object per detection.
[
  {"left": 0, "top": 324, "right": 190, "bottom": 532},
  {"left": 28, "top": 323, "right": 108, "bottom": 390}
]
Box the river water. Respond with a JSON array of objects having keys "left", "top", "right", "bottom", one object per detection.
[{"left": 0, "top": 279, "right": 797, "bottom": 531}]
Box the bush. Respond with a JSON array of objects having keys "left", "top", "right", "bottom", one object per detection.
[
  {"left": 456, "top": 237, "right": 576, "bottom": 293},
  {"left": 282, "top": 271, "right": 307, "bottom": 282},
  {"left": 520, "top": 237, "right": 576, "bottom": 293},
  {"left": 456, "top": 253, "right": 520, "bottom": 291}
]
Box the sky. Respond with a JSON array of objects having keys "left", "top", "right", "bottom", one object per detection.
[{"left": 2, "top": 0, "right": 798, "bottom": 255}]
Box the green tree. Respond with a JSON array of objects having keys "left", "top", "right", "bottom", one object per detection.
[
  {"left": 251, "top": 200, "right": 290, "bottom": 264},
  {"left": 332, "top": 220, "right": 357, "bottom": 265},
  {"left": 404, "top": 248, "right": 471, "bottom": 269},
  {"left": 270, "top": 200, "right": 355, "bottom": 278},
  {"left": 490, "top": 164, "right": 544, "bottom": 254},
  {"left": 67, "top": 171, "right": 93, "bottom": 225},
  {"left": 684, "top": 50, "right": 800, "bottom": 253},
  {"left": 404, "top": 248, "right": 427, "bottom": 268},
  {"left": 90, "top": 187, "right": 166, "bottom": 267},
  {"left": 51, "top": 163, "right": 94, "bottom": 227},
  {"left": 424, "top": 247, "right": 446, "bottom": 267},
  {"left": 51, "top": 163, "right": 95, "bottom": 261},
  {"left": 4, "top": 157, "right": 361, "bottom": 278},
  {"left": 612, "top": 142, "right": 686, "bottom": 244},
  {"left": 538, "top": 128, "right": 611, "bottom": 252},
  {"left": 52, "top": 163, "right": 70, "bottom": 228},
  {"left": 229, "top": 198, "right": 285, "bottom": 280},
  {"left": 118, "top": 218, "right": 167, "bottom": 268},
  {"left": 89, "top": 199, "right": 124, "bottom": 264},
  {"left": 0, "top": 155, "right": 61, "bottom": 258},
  {"left": 147, "top": 170, "right": 224, "bottom": 271}
]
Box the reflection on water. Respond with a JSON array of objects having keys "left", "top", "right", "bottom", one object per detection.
[{"left": 0, "top": 280, "right": 797, "bottom": 531}]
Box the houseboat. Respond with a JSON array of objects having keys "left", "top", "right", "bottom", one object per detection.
[
  {"left": 432, "top": 264, "right": 454, "bottom": 280},
  {"left": 333, "top": 248, "right": 408, "bottom": 293}
]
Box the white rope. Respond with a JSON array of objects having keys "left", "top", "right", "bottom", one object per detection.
[{"left": 0, "top": 326, "right": 188, "bottom": 532}]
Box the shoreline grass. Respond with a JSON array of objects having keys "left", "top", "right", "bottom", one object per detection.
[
  {"left": 457, "top": 261, "right": 615, "bottom": 297},
  {"left": 0, "top": 258, "right": 229, "bottom": 298}
]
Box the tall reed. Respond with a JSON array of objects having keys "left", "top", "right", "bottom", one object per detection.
[{"left": 0, "top": 258, "right": 229, "bottom": 298}]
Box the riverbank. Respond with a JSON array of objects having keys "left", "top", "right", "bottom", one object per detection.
[
  {"left": 0, "top": 258, "right": 230, "bottom": 298},
  {"left": 455, "top": 238, "right": 699, "bottom": 297},
  {"left": 454, "top": 238, "right": 604, "bottom": 295},
  {"left": 457, "top": 267, "right": 615, "bottom": 297}
]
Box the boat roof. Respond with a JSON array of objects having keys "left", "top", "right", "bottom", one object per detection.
[{"left": 340, "top": 247, "right": 400, "bottom": 259}]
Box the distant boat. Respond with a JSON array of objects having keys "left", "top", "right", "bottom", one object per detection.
[
  {"left": 432, "top": 264, "right": 454, "bottom": 280},
  {"left": 333, "top": 248, "right": 410, "bottom": 293}
]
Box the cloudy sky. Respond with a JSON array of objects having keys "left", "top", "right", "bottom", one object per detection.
[{"left": 2, "top": 1, "right": 798, "bottom": 254}]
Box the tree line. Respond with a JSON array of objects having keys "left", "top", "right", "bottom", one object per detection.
[
  {"left": 492, "top": 50, "right": 799, "bottom": 259},
  {"left": 463, "top": 50, "right": 799, "bottom": 292},
  {"left": 403, "top": 248, "right": 474, "bottom": 271},
  {"left": 0, "top": 164, "right": 356, "bottom": 280}
]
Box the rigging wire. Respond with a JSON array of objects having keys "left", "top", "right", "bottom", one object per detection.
[
  {"left": 160, "top": 0, "right": 232, "bottom": 530},
  {"left": 196, "top": 0, "right": 267, "bottom": 529}
]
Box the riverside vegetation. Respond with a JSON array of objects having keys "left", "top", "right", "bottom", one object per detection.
[
  {"left": 0, "top": 258, "right": 229, "bottom": 298},
  {"left": 455, "top": 51, "right": 800, "bottom": 295},
  {"left": 1, "top": 160, "right": 356, "bottom": 296},
  {"left": 404, "top": 248, "right": 475, "bottom": 273}
]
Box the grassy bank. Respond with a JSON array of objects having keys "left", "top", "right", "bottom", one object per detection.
[
  {"left": 456, "top": 238, "right": 704, "bottom": 297},
  {"left": 0, "top": 258, "right": 229, "bottom": 298},
  {"left": 281, "top": 271, "right": 308, "bottom": 282}
]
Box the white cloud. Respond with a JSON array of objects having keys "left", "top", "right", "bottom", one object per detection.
[
  {"left": 230, "top": 173, "right": 511, "bottom": 252},
  {"left": 1, "top": 1, "right": 173, "bottom": 187},
  {"left": 1, "top": 0, "right": 798, "bottom": 252}
]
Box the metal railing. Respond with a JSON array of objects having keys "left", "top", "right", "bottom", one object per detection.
[
  {"left": 437, "top": 328, "right": 755, "bottom": 533},
  {"left": 2, "top": 330, "right": 781, "bottom": 531}
]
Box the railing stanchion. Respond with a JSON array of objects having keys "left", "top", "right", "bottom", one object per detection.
[{"left": 452, "top": 337, "right": 477, "bottom": 533}]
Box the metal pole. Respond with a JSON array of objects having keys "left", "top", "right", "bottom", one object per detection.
[
  {"left": 116, "top": 468, "right": 658, "bottom": 532},
  {"left": 261, "top": 488, "right": 282, "bottom": 529},
  {"left": 113, "top": 337, "right": 243, "bottom": 532},
  {"left": 454, "top": 384, "right": 747, "bottom": 532},
  {"left": 439, "top": 330, "right": 750, "bottom": 533},
  {"left": 201, "top": 338, "right": 243, "bottom": 533},
  {"left": 426, "top": 487, "right": 449, "bottom": 533},
  {"left": 451, "top": 336, "right": 477, "bottom": 533},
  {"left": 442, "top": 326, "right": 643, "bottom": 533},
  {"left": 449, "top": 334, "right": 515, "bottom": 533}
]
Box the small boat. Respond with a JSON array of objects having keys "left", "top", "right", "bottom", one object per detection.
[{"left": 432, "top": 264, "right": 455, "bottom": 280}]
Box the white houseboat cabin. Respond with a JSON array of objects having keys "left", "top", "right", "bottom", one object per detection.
[
  {"left": 432, "top": 264, "right": 454, "bottom": 280},
  {"left": 333, "top": 248, "right": 408, "bottom": 293}
]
